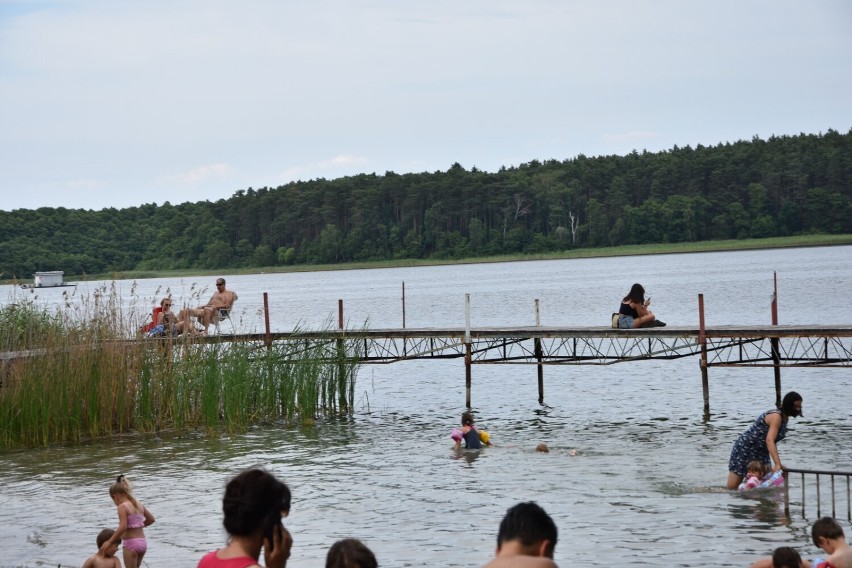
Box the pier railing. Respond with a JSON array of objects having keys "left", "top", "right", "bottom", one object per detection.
[{"left": 783, "top": 466, "right": 852, "bottom": 520}]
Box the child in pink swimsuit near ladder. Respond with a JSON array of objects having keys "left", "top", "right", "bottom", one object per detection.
[{"left": 100, "top": 475, "right": 155, "bottom": 568}]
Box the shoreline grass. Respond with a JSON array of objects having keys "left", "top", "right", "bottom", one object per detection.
[{"left": 3, "top": 234, "right": 850, "bottom": 285}]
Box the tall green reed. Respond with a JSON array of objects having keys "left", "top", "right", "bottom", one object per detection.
[{"left": 0, "top": 285, "right": 362, "bottom": 449}]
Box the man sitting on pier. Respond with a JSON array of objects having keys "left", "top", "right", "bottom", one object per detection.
[{"left": 181, "top": 278, "right": 237, "bottom": 335}]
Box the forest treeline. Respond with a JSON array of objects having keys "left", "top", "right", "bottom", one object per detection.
[{"left": 2, "top": 129, "right": 851, "bottom": 278}]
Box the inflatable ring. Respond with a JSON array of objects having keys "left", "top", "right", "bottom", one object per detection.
[
  {"left": 479, "top": 430, "right": 490, "bottom": 444},
  {"left": 760, "top": 470, "right": 784, "bottom": 487}
]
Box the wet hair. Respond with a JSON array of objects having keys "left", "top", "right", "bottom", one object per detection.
[
  {"left": 461, "top": 411, "right": 475, "bottom": 427},
  {"left": 222, "top": 468, "right": 291, "bottom": 537},
  {"left": 781, "top": 391, "right": 803, "bottom": 418},
  {"left": 216, "top": 278, "right": 226, "bottom": 285},
  {"left": 622, "top": 283, "right": 646, "bottom": 304},
  {"left": 109, "top": 475, "right": 141, "bottom": 511},
  {"left": 771, "top": 546, "right": 802, "bottom": 568},
  {"left": 811, "top": 516, "right": 845, "bottom": 547},
  {"left": 326, "top": 538, "right": 378, "bottom": 568},
  {"left": 96, "top": 528, "right": 117, "bottom": 548},
  {"left": 747, "top": 460, "right": 767, "bottom": 477},
  {"left": 496, "top": 502, "right": 558, "bottom": 556}
]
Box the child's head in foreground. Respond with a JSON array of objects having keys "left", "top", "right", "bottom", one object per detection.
[
  {"left": 96, "top": 528, "right": 119, "bottom": 556},
  {"left": 326, "top": 538, "right": 377, "bottom": 568}
]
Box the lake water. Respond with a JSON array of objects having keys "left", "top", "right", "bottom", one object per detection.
[{"left": 1, "top": 246, "right": 851, "bottom": 567}]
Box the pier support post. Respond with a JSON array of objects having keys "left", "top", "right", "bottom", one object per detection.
[
  {"left": 465, "top": 294, "right": 472, "bottom": 408},
  {"left": 263, "top": 292, "right": 271, "bottom": 350},
  {"left": 698, "top": 294, "right": 710, "bottom": 417},
  {"left": 338, "top": 299, "right": 350, "bottom": 413},
  {"left": 771, "top": 272, "right": 782, "bottom": 408},
  {"left": 534, "top": 299, "right": 544, "bottom": 404}
]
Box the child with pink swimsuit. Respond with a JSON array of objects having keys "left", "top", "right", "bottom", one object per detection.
[{"left": 100, "top": 475, "right": 156, "bottom": 568}]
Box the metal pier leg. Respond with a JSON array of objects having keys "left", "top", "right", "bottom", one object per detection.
[
  {"left": 698, "top": 294, "right": 710, "bottom": 417},
  {"left": 535, "top": 338, "right": 544, "bottom": 404},
  {"left": 465, "top": 342, "right": 472, "bottom": 408}
]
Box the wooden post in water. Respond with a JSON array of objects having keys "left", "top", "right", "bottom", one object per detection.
[
  {"left": 338, "top": 299, "right": 350, "bottom": 413},
  {"left": 465, "top": 294, "right": 472, "bottom": 408},
  {"left": 771, "top": 272, "right": 782, "bottom": 408},
  {"left": 263, "top": 292, "right": 271, "bottom": 349},
  {"left": 402, "top": 281, "right": 407, "bottom": 357},
  {"left": 698, "top": 294, "right": 710, "bottom": 416},
  {"left": 534, "top": 299, "right": 544, "bottom": 404}
]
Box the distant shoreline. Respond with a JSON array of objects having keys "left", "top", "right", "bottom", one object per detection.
[{"left": 5, "top": 233, "right": 851, "bottom": 285}]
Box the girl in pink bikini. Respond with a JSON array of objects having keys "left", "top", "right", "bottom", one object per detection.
[{"left": 100, "top": 475, "right": 155, "bottom": 568}]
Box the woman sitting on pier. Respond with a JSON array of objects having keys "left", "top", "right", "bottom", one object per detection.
[{"left": 616, "top": 283, "right": 665, "bottom": 328}]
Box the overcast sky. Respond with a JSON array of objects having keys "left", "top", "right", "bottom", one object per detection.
[{"left": 1, "top": 1, "right": 850, "bottom": 212}]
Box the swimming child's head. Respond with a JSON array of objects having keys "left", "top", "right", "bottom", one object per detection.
[
  {"left": 96, "top": 528, "right": 119, "bottom": 557},
  {"left": 746, "top": 461, "right": 766, "bottom": 478},
  {"left": 461, "top": 411, "right": 474, "bottom": 427},
  {"left": 771, "top": 546, "right": 802, "bottom": 568},
  {"left": 536, "top": 443, "right": 550, "bottom": 453}
]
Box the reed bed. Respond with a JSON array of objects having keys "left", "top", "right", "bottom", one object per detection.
[{"left": 0, "top": 287, "right": 362, "bottom": 449}]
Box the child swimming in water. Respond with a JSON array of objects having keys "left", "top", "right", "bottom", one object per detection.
[
  {"left": 739, "top": 461, "right": 768, "bottom": 491},
  {"left": 453, "top": 411, "right": 492, "bottom": 450}
]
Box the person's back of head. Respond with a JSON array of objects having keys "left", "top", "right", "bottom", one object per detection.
[
  {"left": 96, "top": 528, "right": 115, "bottom": 549},
  {"left": 461, "top": 411, "right": 475, "bottom": 426},
  {"left": 222, "top": 468, "right": 291, "bottom": 537},
  {"left": 326, "top": 538, "right": 378, "bottom": 568},
  {"left": 771, "top": 546, "right": 802, "bottom": 568},
  {"left": 624, "top": 283, "right": 645, "bottom": 304},
  {"left": 497, "top": 502, "right": 558, "bottom": 558},
  {"left": 812, "top": 516, "right": 845, "bottom": 548}
]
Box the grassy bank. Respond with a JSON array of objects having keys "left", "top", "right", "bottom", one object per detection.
[
  {"left": 0, "top": 299, "right": 361, "bottom": 449},
  {"left": 39, "top": 233, "right": 852, "bottom": 283}
]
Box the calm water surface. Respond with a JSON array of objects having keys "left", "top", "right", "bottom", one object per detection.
[{"left": 1, "top": 246, "right": 851, "bottom": 567}]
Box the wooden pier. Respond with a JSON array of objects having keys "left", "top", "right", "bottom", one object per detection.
[
  {"left": 193, "top": 321, "right": 852, "bottom": 410},
  {"left": 4, "top": 281, "right": 852, "bottom": 412}
]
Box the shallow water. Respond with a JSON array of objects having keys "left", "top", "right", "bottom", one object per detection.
[{"left": 1, "top": 246, "right": 851, "bottom": 567}]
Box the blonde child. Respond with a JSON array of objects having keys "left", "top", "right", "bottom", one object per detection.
[
  {"left": 83, "top": 528, "right": 121, "bottom": 568},
  {"left": 100, "top": 475, "right": 155, "bottom": 568},
  {"left": 739, "top": 461, "right": 768, "bottom": 491}
]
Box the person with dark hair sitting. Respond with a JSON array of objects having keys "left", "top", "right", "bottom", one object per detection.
[
  {"left": 198, "top": 468, "right": 293, "bottom": 568},
  {"left": 617, "top": 283, "right": 665, "bottom": 329},
  {"left": 326, "top": 538, "right": 378, "bottom": 568},
  {"left": 484, "top": 502, "right": 559, "bottom": 568}
]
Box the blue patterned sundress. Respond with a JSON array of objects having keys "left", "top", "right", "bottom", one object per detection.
[{"left": 728, "top": 409, "right": 787, "bottom": 477}]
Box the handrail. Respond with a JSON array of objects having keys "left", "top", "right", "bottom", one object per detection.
[{"left": 783, "top": 467, "right": 852, "bottom": 520}]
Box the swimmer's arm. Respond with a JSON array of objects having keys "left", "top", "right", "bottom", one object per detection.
[
  {"left": 749, "top": 557, "right": 772, "bottom": 568},
  {"left": 101, "top": 506, "right": 128, "bottom": 552}
]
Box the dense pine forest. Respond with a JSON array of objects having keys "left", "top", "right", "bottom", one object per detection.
[{"left": 2, "top": 129, "right": 850, "bottom": 279}]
